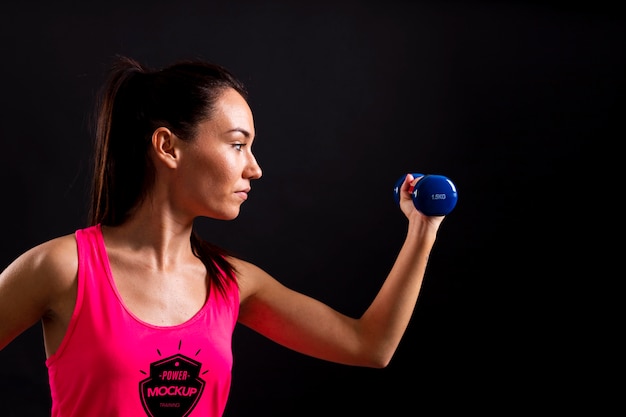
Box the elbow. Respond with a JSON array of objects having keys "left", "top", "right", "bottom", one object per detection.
[
  {"left": 352, "top": 336, "right": 399, "bottom": 368},
  {"left": 373, "top": 356, "right": 393, "bottom": 369},
  {"left": 362, "top": 350, "right": 394, "bottom": 369},
  {"left": 369, "top": 361, "right": 390, "bottom": 369}
]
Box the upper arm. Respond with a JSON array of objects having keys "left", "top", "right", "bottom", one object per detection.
[
  {"left": 234, "top": 258, "right": 368, "bottom": 366},
  {"left": 0, "top": 235, "right": 77, "bottom": 351}
]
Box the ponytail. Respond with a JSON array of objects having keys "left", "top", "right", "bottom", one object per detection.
[{"left": 89, "top": 56, "right": 148, "bottom": 226}]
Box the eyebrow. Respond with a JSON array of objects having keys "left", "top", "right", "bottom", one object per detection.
[{"left": 229, "top": 128, "right": 251, "bottom": 139}]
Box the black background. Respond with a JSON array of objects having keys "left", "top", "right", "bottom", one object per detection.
[{"left": 0, "top": 0, "right": 622, "bottom": 415}]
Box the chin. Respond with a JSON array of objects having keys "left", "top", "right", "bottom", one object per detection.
[
  {"left": 218, "top": 210, "right": 241, "bottom": 221},
  {"left": 203, "top": 205, "right": 241, "bottom": 221}
]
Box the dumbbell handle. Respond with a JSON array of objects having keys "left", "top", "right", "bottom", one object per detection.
[{"left": 394, "top": 173, "right": 458, "bottom": 216}]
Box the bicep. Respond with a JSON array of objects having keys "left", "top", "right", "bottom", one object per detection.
[{"left": 236, "top": 260, "right": 362, "bottom": 364}]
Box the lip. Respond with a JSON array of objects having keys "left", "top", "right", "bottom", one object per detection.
[{"left": 235, "top": 188, "right": 250, "bottom": 201}]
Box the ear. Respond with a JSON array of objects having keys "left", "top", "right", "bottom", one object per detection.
[{"left": 151, "top": 127, "right": 179, "bottom": 168}]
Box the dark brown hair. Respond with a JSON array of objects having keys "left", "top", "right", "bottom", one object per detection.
[{"left": 89, "top": 55, "right": 248, "bottom": 294}]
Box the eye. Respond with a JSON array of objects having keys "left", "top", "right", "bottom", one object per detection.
[{"left": 233, "top": 143, "right": 244, "bottom": 151}]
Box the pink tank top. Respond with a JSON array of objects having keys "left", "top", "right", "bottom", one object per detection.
[{"left": 46, "top": 224, "right": 239, "bottom": 416}]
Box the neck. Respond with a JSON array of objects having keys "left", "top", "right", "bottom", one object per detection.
[{"left": 100, "top": 202, "right": 197, "bottom": 272}]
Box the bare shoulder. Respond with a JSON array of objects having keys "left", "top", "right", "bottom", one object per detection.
[
  {"left": 6, "top": 233, "right": 78, "bottom": 289},
  {"left": 0, "top": 233, "right": 78, "bottom": 348},
  {"left": 227, "top": 256, "right": 285, "bottom": 305},
  {"left": 228, "top": 257, "right": 269, "bottom": 300},
  {"left": 28, "top": 233, "right": 76, "bottom": 267}
]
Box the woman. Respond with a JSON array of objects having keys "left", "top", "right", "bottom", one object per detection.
[{"left": 0, "top": 55, "right": 445, "bottom": 416}]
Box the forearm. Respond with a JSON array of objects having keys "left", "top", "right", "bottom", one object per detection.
[{"left": 359, "top": 215, "right": 441, "bottom": 366}]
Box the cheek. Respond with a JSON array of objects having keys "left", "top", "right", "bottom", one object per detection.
[
  {"left": 206, "top": 158, "right": 233, "bottom": 181},
  {"left": 195, "top": 156, "right": 237, "bottom": 193},
  {"left": 180, "top": 145, "right": 239, "bottom": 191}
]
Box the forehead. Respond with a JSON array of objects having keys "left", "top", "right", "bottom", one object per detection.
[
  {"left": 192, "top": 88, "right": 254, "bottom": 141},
  {"left": 207, "top": 88, "right": 254, "bottom": 133}
]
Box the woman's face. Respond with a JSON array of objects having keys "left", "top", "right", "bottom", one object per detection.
[{"left": 173, "top": 87, "right": 262, "bottom": 220}]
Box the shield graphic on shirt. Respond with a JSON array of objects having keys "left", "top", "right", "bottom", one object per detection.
[{"left": 140, "top": 353, "right": 205, "bottom": 417}]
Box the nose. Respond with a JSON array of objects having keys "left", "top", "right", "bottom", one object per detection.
[{"left": 246, "top": 153, "right": 262, "bottom": 180}]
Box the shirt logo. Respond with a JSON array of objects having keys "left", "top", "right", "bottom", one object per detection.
[{"left": 140, "top": 353, "right": 205, "bottom": 416}]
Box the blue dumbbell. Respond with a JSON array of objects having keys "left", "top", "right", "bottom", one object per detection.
[{"left": 393, "top": 173, "right": 458, "bottom": 216}]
